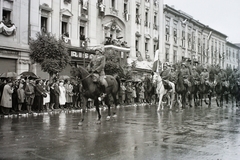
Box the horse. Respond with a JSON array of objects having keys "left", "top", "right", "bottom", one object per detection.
[
  {"left": 188, "top": 76, "right": 200, "bottom": 107},
  {"left": 175, "top": 70, "right": 188, "bottom": 108},
  {"left": 229, "top": 78, "right": 240, "bottom": 107},
  {"left": 152, "top": 72, "right": 175, "bottom": 111},
  {"left": 215, "top": 80, "right": 230, "bottom": 107},
  {"left": 198, "top": 81, "right": 214, "bottom": 107},
  {"left": 71, "top": 66, "right": 120, "bottom": 125}
]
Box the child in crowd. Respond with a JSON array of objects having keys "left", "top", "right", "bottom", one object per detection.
[{"left": 17, "top": 81, "right": 25, "bottom": 112}]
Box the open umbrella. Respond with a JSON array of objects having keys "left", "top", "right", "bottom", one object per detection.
[
  {"left": 0, "top": 72, "right": 18, "bottom": 78},
  {"left": 59, "top": 75, "right": 70, "bottom": 80},
  {"left": 20, "top": 71, "right": 38, "bottom": 79}
]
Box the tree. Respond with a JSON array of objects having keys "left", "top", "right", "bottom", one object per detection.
[{"left": 29, "top": 32, "right": 70, "bottom": 78}]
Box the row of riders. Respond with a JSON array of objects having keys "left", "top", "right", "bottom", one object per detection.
[
  {"left": 73, "top": 47, "right": 240, "bottom": 124},
  {"left": 151, "top": 62, "right": 240, "bottom": 110}
]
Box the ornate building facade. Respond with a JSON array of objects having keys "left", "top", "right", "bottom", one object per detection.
[{"left": 0, "top": 1, "right": 239, "bottom": 78}]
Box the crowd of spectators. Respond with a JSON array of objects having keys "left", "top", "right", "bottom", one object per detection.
[{"left": 0, "top": 77, "right": 83, "bottom": 116}]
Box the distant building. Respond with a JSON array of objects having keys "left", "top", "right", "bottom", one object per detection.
[
  {"left": 162, "top": 5, "right": 228, "bottom": 68},
  {"left": 225, "top": 42, "right": 240, "bottom": 69}
]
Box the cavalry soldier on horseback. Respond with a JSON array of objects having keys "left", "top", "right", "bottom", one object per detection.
[
  {"left": 230, "top": 68, "right": 240, "bottom": 82},
  {"left": 217, "top": 67, "right": 229, "bottom": 88},
  {"left": 87, "top": 47, "right": 108, "bottom": 101},
  {"left": 160, "top": 62, "right": 176, "bottom": 99},
  {"left": 180, "top": 62, "right": 191, "bottom": 87},
  {"left": 200, "top": 66, "right": 209, "bottom": 85},
  {"left": 191, "top": 66, "right": 200, "bottom": 84},
  {"left": 160, "top": 62, "right": 172, "bottom": 89},
  {"left": 169, "top": 66, "right": 177, "bottom": 84}
]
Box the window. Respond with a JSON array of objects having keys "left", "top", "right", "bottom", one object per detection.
[
  {"left": 41, "top": 17, "right": 47, "bottom": 33},
  {"left": 182, "top": 30, "right": 185, "bottom": 47},
  {"left": 62, "top": 21, "right": 68, "bottom": 35},
  {"left": 124, "top": 3, "right": 127, "bottom": 12},
  {"left": 135, "top": 40, "right": 139, "bottom": 51},
  {"left": 173, "top": 50, "right": 177, "bottom": 63},
  {"left": 2, "top": 10, "right": 11, "bottom": 22},
  {"left": 111, "top": 0, "right": 115, "bottom": 9},
  {"left": 145, "top": 42, "right": 148, "bottom": 51},
  {"left": 165, "top": 26, "right": 170, "bottom": 42},
  {"left": 165, "top": 48, "right": 169, "bottom": 62},
  {"left": 145, "top": 11, "right": 148, "bottom": 27},
  {"left": 80, "top": 26, "right": 85, "bottom": 40},
  {"left": 136, "top": 8, "right": 141, "bottom": 24},
  {"left": 173, "top": 29, "right": 177, "bottom": 44}
]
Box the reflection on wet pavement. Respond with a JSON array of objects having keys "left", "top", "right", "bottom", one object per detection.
[{"left": 0, "top": 102, "right": 240, "bottom": 160}]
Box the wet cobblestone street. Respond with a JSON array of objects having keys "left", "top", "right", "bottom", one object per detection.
[{"left": 0, "top": 101, "right": 240, "bottom": 160}]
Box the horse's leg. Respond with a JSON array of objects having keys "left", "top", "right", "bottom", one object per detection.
[
  {"left": 78, "top": 97, "right": 87, "bottom": 126},
  {"left": 157, "top": 94, "right": 163, "bottom": 111},
  {"left": 94, "top": 99, "right": 101, "bottom": 123},
  {"left": 112, "top": 93, "right": 118, "bottom": 118},
  {"left": 104, "top": 96, "right": 112, "bottom": 121},
  {"left": 208, "top": 92, "right": 211, "bottom": 107},
  {"left": 169, "top": 92, "right": 175, "bottom": 110},
  {"left": 216, "top": 94, "right": 220, "bottom": 107}
]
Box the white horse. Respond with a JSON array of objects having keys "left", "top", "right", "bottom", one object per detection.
[{"left": 152, "top": 72, "right": 175, "bottom": 111}]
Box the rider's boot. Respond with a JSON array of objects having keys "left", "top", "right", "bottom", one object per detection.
[{"left": 98, "top": 84, "right": 107, "bottom": 101}]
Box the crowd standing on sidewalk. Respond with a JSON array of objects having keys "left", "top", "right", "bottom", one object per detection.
[
  {"left": 0, "top": 77, "right": 84, "bottom": 116},
  {"left": 0, "top": 74, "right": 151, "bottom": 116}
]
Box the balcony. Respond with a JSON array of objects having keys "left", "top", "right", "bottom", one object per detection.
[{"left": 0, "top": 20, "right": 16, "bottom": 36}]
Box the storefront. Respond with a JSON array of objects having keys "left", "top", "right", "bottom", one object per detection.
[
  {"left": 0, "top": 49, "right": 18, "bottom": 74},
  {"left": 59, "top": 46, "right": 95, "bottom": 76}
]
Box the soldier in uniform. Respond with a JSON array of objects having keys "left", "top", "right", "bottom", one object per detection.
[
  {"left": 191, "top": 66, "right": 200, "bottom": 85},
  {"left": 217, "top": 67, "right": 228, "bottom": 87},
  {"left": 87, "top": 47, "right": 108, "bottom": 100},
  {"left": 200, "top": 66, "right": 209, "bottom": 85},
  {"left": 169, "top": 66, "right": 177, "bottom": 84},
  {"left": 180, "top": 62, "right": 191, "bottom": 86},
  {"left": 160, "top": 62, "right": 172, "bottom": 89}
]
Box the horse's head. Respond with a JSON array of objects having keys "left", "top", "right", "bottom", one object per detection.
[{"left": 152, "top": 72, "right": 162, "bottom": 84}]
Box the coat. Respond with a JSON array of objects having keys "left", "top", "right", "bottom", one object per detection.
[
  {"left": 87, "top": 54, "right": 106, "bottom": 76},
  {"left": 0, "top": 84, "right": 14, "bottom": 108},
  {"left": 17, "top": 88, "right": 25, "bottom": 103},
  {"left": 59, "top": 85, "right": 66, "bottom": 105},
  {"left": 25, "top": 83, "right": 35, "bottom": 98},
  {"left": 64, "top": 83, "right": 73, "bottom": 103}
]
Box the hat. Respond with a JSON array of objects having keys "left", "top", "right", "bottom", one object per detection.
[
  {"left": 95, "top": 47, "right": 103, "bottom": 53},
  {"left": 163, "top": 62, "right": 170, "bottom": 67},
  {"left": 181, "top": 62, "right": 186, "bottom": 66},
  {"left": 59, "top": 80, "right": 64, "bottom": 83}
]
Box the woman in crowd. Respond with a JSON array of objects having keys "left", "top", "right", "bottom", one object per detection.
[
  {"left": 43, "top": 80, "right": 50, "bottom": 111},
  {"left": 17, "top": 81, "right": 25, "bottom": 112},
  {"left": 64, "top": 79, "right": 73, "bottom": 109},
  {"left": 59, "top": 80, "right": 66, "bottom": 109},
  {"left": 54, "top": 80, "right": 60, "bottom": 109},
  {"left": 0, "top": 79, "right": 14, "bottom": 115},
  {"left": 49, "top": 82, "right": 56, "bottom": 110}
]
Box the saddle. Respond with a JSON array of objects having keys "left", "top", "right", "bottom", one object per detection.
[{"left": 163, "top": 80, "right": 172, "bottom": 90}]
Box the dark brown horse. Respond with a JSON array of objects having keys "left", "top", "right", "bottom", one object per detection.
[
  {"left": 71, "top": 66, "right": 120, "bottom": 125},
  {"left": 175, "top": 71, "right": 188, "bottom": 108},
  {"left": 229, "top": 79, "right": 240, "bottom": 107}
]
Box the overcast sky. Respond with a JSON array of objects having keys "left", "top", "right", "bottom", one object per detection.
[{"left": 164, "top": 0, "right": 240, "bottom": 43}]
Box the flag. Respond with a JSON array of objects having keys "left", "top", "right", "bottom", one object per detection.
[
  {"left": 207, "top": 31, "right": 212, "bottom": 41},
  {"left": 154, "top": 49, "right": 159, "bottom": 61},
  {"left": 182, "top": 19, "right": 188, "bottom": 24}
]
